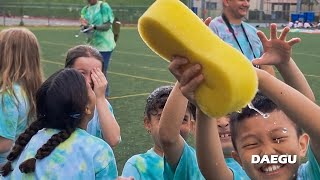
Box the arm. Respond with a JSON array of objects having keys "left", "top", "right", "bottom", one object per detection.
[
  {"left": 166, "top": 56, "right": 233, "bottom": 179},
  {"left": 252, "top": 24, "right": 314, "bottom": 101},
  {"left": 260, "top": 65, "right": 275, "bottom": 76},
  {"left": 196, "top": 110, "right": 233, "bottom": 180},
  {"left": 158, "top": 81, "right": 188, "bottom": 167},
  {"left": 91, "top": 68, "right": 121, "bottom": 147},
  {"left": 0, "top": 137, "right": 13, "bottom": 153},
  {"left": 257, "top": 69, "right": 320, "bottom": 164}
]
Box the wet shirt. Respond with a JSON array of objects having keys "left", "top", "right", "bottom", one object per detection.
[
  {"left": 5, "top": 128, "right": 118, "bottom": 180},
  {"left": 209, "top": 16, "right": 263, "bottom": 61},
  {"left": 122, "top": 148, "right": 164, "bottom": 180},
  {"left": 86, "top": 99, "right": 116, "bottom": 140},
  {"left": 163, "top": 141, "right": 249, "bottom": 180},
  {"left": 81, "top": 1, "right": 116, "bottom": 52},
  {"left": 0, "top": 84, "right": 29, "bottom": 164},
  {"left": 297, "top": 145, "right": 320, "bottom": 180}
]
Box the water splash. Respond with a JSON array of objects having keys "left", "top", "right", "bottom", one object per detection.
[
  {"left": 282, "top": 128, "right": 288, "bottom": 133},
  {"left": 75, "top": 34, "right": 79, "bottom": 38},
  {"left": 248, "top": 103, "right": 270, "bottom": 119}
]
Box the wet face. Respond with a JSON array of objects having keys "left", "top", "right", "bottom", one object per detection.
[
  {"left": 72, "top": 57, "right": 102, "bottom": 89},
  {"left": 224, "top": 0, "right": 250, "bottom": 19},
  {"left": 217, "top": 116, "right": 234, "bottom": 157},
  {"left": 233, "top": 110, "right": 308, "bottom": 180},
  {"left": 145, "top": 108, "right": 192, "bottom": 149}
]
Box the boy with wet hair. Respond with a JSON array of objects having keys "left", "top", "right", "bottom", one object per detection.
[
  {"left": 121, "top": 85, "right": 195, "bottom": 180},
  {"left": 168, "top": 24, "right": 319, "bottom": 179}
]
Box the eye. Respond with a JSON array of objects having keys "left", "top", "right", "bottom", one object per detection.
[
  {"left": 273, "top": 137, "right": 287, "bottom": 143},
  {"left": 243, "top": 143, "right": 258, "bottom": 149}
]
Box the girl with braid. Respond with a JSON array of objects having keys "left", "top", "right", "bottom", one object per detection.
[
  {"left": 0, "top": 28, "right": 43, "bottom": 166},
  {"left": 0, "top": 69, "right": 118, "bottom": 179}
]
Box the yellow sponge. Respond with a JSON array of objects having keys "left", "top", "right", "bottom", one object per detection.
[{"left": 138, "top": 0, "right": 258, "bottom": 117}]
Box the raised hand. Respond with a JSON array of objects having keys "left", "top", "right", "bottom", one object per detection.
[
  {"left": 90, "top": 68, "right": 108, "bottom": 99},
  {"left": 168, "top": 56, "right": 204, "bottom": 105},
  {"left": 252, "top": 23, "right": 301, "bottom": 67}
]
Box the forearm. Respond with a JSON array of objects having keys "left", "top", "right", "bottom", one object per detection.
[
  {"left": 258, "top": 70, "right": 320, "bottom": 160},
  {"left": 96, "top": 98, "right": 121, "bottom": 147},
  {"left": 159, "top": 82, "right": 187, "bottom": 165},
  {"left": 196, "top": 110, "right": 233, "bottom": 180},
  {"left": 260, "top": 65, "right": 275, "bottom": 76},
  {"left": 276, "top": 58, "right": 315, "bottom": 101}
]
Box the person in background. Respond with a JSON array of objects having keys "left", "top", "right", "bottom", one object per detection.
[
  {"left": 80, "top": 0, "right": 116, "bottom": 97},
  {"left": 0, "top": 28, "right": 43, "bottom": 166},
  {"left": 65, "top": 45, "right": 120, "bottom": 147},
  {"left": 209, "top": 0, "right": 275, "bottom": 75}
]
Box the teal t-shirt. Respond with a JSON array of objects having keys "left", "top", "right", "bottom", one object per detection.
[
  {"left": 122, "top": 148, "right": 164, "bottom": 180},
  {"left": 297, "top": 145, "right": 320, "bottom": 179},
  {"left": 163, "top": 141, "right": 249, "bottom": 180},
  {"left": 80, "top": 1, "right": 116, "bottom": 52},
  {"left": 5, "top": 128, "right": 118, "bottom": 180},
  {"left": 0, "top": 84, "right": 29, "bottom": 164}
]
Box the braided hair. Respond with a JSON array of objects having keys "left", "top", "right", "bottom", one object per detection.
[{"left": 1, "top": 68, "right": 88, "bottom": 176}]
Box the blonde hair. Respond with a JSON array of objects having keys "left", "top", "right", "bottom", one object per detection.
[{"left": 0, "top": 28, "right": 43, "bottom": 123}]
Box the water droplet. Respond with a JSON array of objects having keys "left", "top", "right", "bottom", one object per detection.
[
  {"left": 282, "top": 128, "right": 288, "bottom": 133},
  {"left": 248, "top": 102, "right": 269, "bottom": 119},
  {"left": 273, "top": 122, "right": 277, "bottom": 125},
  {"left": 75, "top": 35, "right": 79, "bottom": 37}
]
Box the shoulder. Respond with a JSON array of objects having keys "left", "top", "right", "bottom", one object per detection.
[
  {"left": 209, "top": 16, "right": 224, "bottom": 27},
  {"left": 242, "top": 22, "right": 258, "bottom": 32}
]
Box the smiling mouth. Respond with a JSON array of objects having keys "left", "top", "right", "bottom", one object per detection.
[
  {"left": 219, "top": 133, "right": 231, "bottom": 138},
  {"left": 260, "top": 164, "right": 285, "bottom": 174}
]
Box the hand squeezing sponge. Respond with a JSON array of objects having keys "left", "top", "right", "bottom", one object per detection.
[{"left": 138, "top": 0, "right": 258, "bottom": 117}]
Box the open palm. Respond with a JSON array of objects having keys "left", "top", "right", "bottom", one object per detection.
[{"left": 252, "top": 24, "right": 301, "bottom": 66}]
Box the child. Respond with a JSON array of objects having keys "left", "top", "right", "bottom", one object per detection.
[
  {"left": 121, "top": 86, "right": 195, "bottom": 180},
  {"left": 65, "top": 45, "right": 120, "bottom": 147},
  {"left": 0, "top": 69, "right": 118, "bottom": 179},
  {"left": 0, "top": 28, "right": 43, "bottom": 165},
  {"left": 169, "top": 24, "right": 319, "bottom": 179},
  {"left": 158, "top": 82, "right": 248, "bottom": 179}
]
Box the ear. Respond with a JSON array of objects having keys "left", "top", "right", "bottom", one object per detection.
[
  {"left": 298, "top": 133, "right": 309, "bottom": 157},
  {"left": 84, "top": 106, "right": 92, "bottom": 115},
  {"left": 231, "top": 150, "right": 243, "bottom": 167},
  {"left": 144, "top": 116, "right": 151, "bottom": 131},
  {"left": 223, "top": 0, "right": 230, "bottom": 7}
]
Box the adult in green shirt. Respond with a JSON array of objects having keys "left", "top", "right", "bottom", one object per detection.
[{"left": 80, "top": 0, "right": 115, "bottom": 97}]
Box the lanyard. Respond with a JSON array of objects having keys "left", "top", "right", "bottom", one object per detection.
[{"left": 221, "top": 14, "right": 257, "bottom": 59}]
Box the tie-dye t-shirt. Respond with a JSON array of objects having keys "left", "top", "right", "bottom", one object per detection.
[
  {"left": 5, "top": 128, "right": 118, "bottom": 180},
  {"left": 209, "top": 16, "right": 263, "bottom": 61},
  {"left": 164, "top": 141, "right": 249, "bottom": 180},
  {"left": 122, "top": 148, "right": 163, "bottom": 180},
  {"left": 0, "top": 84, "right": 29, "bottom": 164},
  {"left": 297, "top": 145, "right": 320, "bottom": 179},
  {"left": 80, "top": 1, "right": 116, "bottom": 52},
  {"left": 87, "top": 99, "right": 117, "bottom": 140}
]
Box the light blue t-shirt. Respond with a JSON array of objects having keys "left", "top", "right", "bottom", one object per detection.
[
  {"left": 163, "top": 141, "right": 249, "bottom": 180},
  {"left": 0, "top": 84, "right": 29, "bottom": 164},
  {"left": 209, "top": 16, "right": 263, "bottom": 61},
  {"left": 86, "top": 99, "right": 116, "bottom": 140},
  {"left": 5, "top": 128, "right": 118, "bottom": 180},
  {"left": 297, "top": 145, "right": 320, "bottom": 179},
  {"left": 122, "top": 148, "right": 163, "bottom": 180}
]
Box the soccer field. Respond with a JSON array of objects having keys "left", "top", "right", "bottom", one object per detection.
[{"left": 2, "top": 26, "right": 320, "bottom": 172}]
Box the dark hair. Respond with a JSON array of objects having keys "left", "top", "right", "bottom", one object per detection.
[
  {"left": 1, "top": 68, "right": 88, "bottom": 176},
  {"left": 230, "top": 92, "right": 303, "bottom": 152},
  {"left": 65, "top": 45, "right": 103, "bottom": 70},
  {"left": 144, "top": 85, "right": 196, "bottom": 120}
]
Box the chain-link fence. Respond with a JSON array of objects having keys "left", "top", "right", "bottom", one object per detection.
[
  {"left": 1, "top": 2, "right": 320, "bottom": 26},
  {"left": 0, "top": 2, "right": 149, "bottom": 26}
]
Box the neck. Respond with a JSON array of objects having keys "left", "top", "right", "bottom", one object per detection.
[
  {"left": 78, "top": 116, "right": 90, "bottom": 129},
  {"left": 153, "top": 145, "right": 164, "bottom": 157},
  {"left": 223, "top": 11, "right": 242, "bottom": 25}
]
